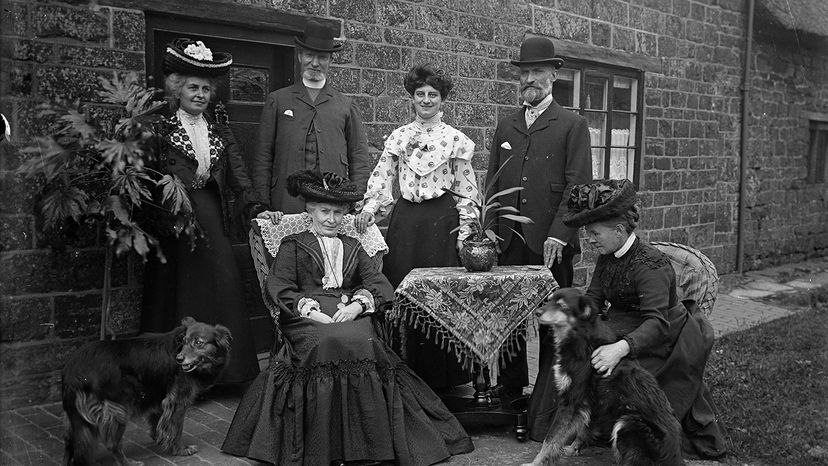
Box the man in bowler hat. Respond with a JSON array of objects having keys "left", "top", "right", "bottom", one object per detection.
[
  {"left": 486, "top": 36, "right": 592, "bottom": 398},
  {"left": 251, "top": 19, "right": 371, "bottom": 214}
]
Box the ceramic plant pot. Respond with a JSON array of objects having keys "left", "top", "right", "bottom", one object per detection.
[{"left": 459, "top": 239, "right": 498, "bottom": 272}]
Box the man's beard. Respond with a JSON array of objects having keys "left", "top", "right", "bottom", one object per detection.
[
  {"left": 303, "top": 69, "right": 325, "bottom": 82},
  {"left": 521, "top": 85, "right": 550, "bottom": 105}
]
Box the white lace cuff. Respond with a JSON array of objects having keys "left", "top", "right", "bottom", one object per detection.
[
  {"left": 297, "top": 297, "right": 320, "bottom": 317},
  {"left": 351, "top": 290, "right": 375, "bottom": 314}
]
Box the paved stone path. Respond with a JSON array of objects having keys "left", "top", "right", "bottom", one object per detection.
[{"left": 2, "top": 257, "right": 826, "bottom": 465}]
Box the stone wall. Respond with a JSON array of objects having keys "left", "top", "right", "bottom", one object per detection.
[{"left": 1, "top": 0, "right": 826, "bottom": 409}]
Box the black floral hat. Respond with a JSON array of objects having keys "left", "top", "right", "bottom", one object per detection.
[
  {"left": 286, "top": 170, "right": 362, "bottom": 204},
  {"left": 163, "top": 38, "right": 233, "bottom": 77},
  {"left": 563, "top": 179, "right": 637, "bottom": 227}
]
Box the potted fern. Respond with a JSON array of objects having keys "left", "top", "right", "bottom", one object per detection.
[
  {"left": 16, "top": 73, "right": 196, "bottom": 339},
  {"left": 450, "top": 155, "right": 533, "bottom": 272}
]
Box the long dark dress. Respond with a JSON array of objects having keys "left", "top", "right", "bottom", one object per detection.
[
  {"left": 222, "top": 231, "right": 474, "bottom": 465},
  {"left": 383, "top": 194, "right": 472, "bottom": 388},
  {"left": 527, "top": 238, "right": 727, "bottom": 459},
  {"left": 140, "top": 111, "right": 264, "bottom": 384}
]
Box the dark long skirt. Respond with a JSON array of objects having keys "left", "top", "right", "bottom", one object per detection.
[
  {"left": 383, "top": 194, "right": 472, "bottom": 388},
  {"left": 141, "top": 182, "right": 259, "bottom": 384},
  {"left": 222, "top": 317, "right": 474, "bottom": 465},
  {"left": 526, "top": 307, "right": 727, "bottom": 459}
]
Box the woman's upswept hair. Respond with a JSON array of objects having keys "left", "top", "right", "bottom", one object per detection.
[
  {"left": 403, "top": 64, "right": 453, "bottom": 100},
  {"left": 599, "top": 204, "right": 640, "bottom": 234},
  {"left": 163, "top": 73, "right": 216, "bottom": 110}
]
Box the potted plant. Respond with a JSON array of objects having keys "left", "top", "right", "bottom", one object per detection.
[
  {"left": 449, "top": 155, "right": 534, "bottom": 272},
  {"left": 16, "top": 73, "right": 197, "bottom": 339}
]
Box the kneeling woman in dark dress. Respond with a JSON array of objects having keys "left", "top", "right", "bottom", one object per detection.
[
  {"left": 222, "top": 170, "right": 474, "bottom": 466},
  {"left": 140, "top": 38, "right": 277, "bottom": 384},
  {"left": 527, "top": 179, "right": 727, "bottom": 459}
]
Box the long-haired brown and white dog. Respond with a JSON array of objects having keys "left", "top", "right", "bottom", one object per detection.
[
  {"left": 61, "top": 317, "right": 231, "bottom": 465},
  {"left": 522, "top": 288, "right": 683, "bottom": 466}
]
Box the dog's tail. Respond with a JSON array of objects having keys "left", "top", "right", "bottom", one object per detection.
[
  {"left": 612, "top": 415, "right": 684, "bottom": 466},
  {"left": 63, "top": 390, "right": 129, "bottom": 465}
]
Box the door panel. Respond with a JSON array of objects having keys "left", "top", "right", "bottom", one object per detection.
[{"left": 146, "top": 15, "right": 296, "bottom": 353}]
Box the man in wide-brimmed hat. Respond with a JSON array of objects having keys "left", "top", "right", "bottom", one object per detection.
[
  {"left": 485, "top": 35, "right": 593, "bottom": 399},
  {"left": 251, "top": 18, "right": 371, "bottom": 214}
]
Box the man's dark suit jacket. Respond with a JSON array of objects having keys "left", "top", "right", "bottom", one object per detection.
[
  {"left": 251, "top": 82, "right": 371, "bottom": 213},
  {"left": 486, "top": 100, "right": 592, "bottom": 255}
]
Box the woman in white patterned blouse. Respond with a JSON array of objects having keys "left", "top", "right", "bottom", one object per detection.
[{"left": 354, "top": 64, "right": 480, "bottom": 388}]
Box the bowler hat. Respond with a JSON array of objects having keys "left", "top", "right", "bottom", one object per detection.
[
  {"left": 510, "top": 36, "right": 564, "bottom": 68},
  {"left": 163, "top": 38, "right": 233, "bottom": 77},
  {"left": 294, "top": 19, "right": 343, "bottom": 53},
  {"left": 563, "top": 179, "right": 637, "bottom": 227}
]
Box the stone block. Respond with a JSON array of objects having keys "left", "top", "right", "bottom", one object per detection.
[
  {"left": 377, "top": 0, "right": 415, "bottom": 29},
  {"left": 375, "top": 96, "right": 411, "bottom": 123},
  {"left": 268, "top": 0, "right": 326, "bottom": 16},
  {"left": 1, "top": 39, "right": 53, "bottom": 63},
  {"left": 535, "top": 9, "right": 590, "bottom": 43},
  {"left": 361, "top": 69, "right": 387, "bottom": 96},
  {"left": 425, "top": 35, "right": 454, "bottom": 52},
  {"left": 344, "top": 22, "right": 383, "bottom": 42},
  {"left": 636, "top": 31, "right": 657, "bottom": 56},
  {"left": 364, "top": 123, "right": 401, "bottom": 151},
  {"left": 33, "top": 4, "right": 109, "bottom": 43},
  {"left": 350, "top": 95, "right": 374, "bottom": 123},
  {"left": 35, "top": 66, "right": 112, "bottom": 102},
  {"left": 591, "top": 0, "right": 628, "bottom": 27},
  {"left": 332, "top": 40, "right": 355, "bottom": 65},
  {"left": 488, "top": 81, "right": 517, "bottom": 105},
  {"left": 0, "top": 248, "right": 128, "bottom": 295},
  {"left": 454, "top": 39, "right": 491, "bottom": 58},
  {"left": 494, "top": 23, "right": 528, "bottom": 48},
  {"left": 496, "top": 61, "right": 519, "bottom": 82},
  {"left": 331, "top": 0, "right": 376, "bottom": 22},
  {"left": 407, "top": 49, "right": 457, "bottom": 75},
  {"left": 0, "top": 215, "right": 35, "bottom": 252},
  {"left": 329, "top": 66, "right": 360, "bottom": 94},
  {"left": 57, "top": 45, "right": 144, "bottom": 70},
  {"left": 9, "top": 100, "right": 62, "bottom": 142},
  {"left": 1, "top": 1, "right": 29, "bottom": 37},
  {"left": 612, "top": 27, "right": 636, "bottom": 53},
  {"left": 383, "top": 28, "right": 424, "bottom": 47},
  {"left": 558, "top": 0, "right": 591, "bottom": 17},
  {"left": 452, "top": 78, "right": 490, "bottom": 103},
  {"left": 0, "top": 295, "right": 53, "bottom": 342},
  {"left": 54, "top": 292, "right": 102, "bottom": 339},
  {"left": 630, "top": 6, "right": 664, "bottom": 35},
  {"left": 1, "top": 338, "right": 88, "bottom": 378},
  {"left": 355, "top": 43, "right": 402, "bottom": 70},
  {"left": 592, "top": 22, "right": 611, "bottom": 48},
  {"left": 641, "top": 206, "right": 663, "bottom": 229},
  {"left": 0, "top": 371, "right": 63, "bottom": 410},
  {"left": 452, "top": 102, "right": 495, "bottom": 127},
  {"left": 458, "top": 15, "right": 494, "bottom": 42},
  {"left": 416, "top": 7, "right": 458, "bottom": 36},
  {"left": 112, "top": 9, "right": 144, "bottom": 52},
  {"left": 107, "top": 286, "right": 142, "bottom": 335},
  {"left": 0, "top": 61, "right": 33, "bottom": 97},
  {"left": 385, "top": 71, "right": 409, "bottom": 97},
  {"left": 0, "top": 171, "right": 39, "bottom": 215}
]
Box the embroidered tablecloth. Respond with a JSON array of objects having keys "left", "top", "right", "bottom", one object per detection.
[{"left": 391, "top": 266, "right": 558, "bottom": 379}]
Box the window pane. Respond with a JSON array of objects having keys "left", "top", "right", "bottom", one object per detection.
[
  {"left": 584, "top": 74, "right": 608, "bottom": 110},
  {"left": 612, "top": 76, "right": 637, "bottom": 111},
  {"left": 610, "top": 113, "right": 636, "bottom": 180},
  {"left": 229, "top": 66, "right": 269, "bottom": 103},
  {"left": 553, "top": 69, "right": 580, "bottom": 108},
  {"left": 586, "top": 112, "right": 607, "bottom": 178}
]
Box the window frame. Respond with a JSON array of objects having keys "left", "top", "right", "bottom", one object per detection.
[
  {"left": 554, "top": 59, "right": 645, "bottom": 185},
  {"left": 807, "top": 119, "right": 828, "bottom": 184}
]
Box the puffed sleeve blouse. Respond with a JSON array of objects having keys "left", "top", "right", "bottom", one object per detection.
[{"left": 361, "top": 117, "right": 479, "bottom": 240}]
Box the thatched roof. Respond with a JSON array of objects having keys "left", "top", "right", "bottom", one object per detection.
[{"left": 757, "top": 0, "right": 828, "bottom": 37}]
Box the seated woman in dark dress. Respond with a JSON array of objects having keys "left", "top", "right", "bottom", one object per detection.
[
  {"left": 527, "top": 179, "right": 727, "bottom": 459},
  {"left": 223, "top": 170, "right": 473, "bottom": 466}
]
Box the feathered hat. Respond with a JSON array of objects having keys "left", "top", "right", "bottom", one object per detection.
[
  {"left": 563, "top": 179, "right": 637, "bottom": 228},
  {"left": 286, "top": 170, "right": 362, "bottom": 205},
  {"left": 163, "top": 38, "right": 233, "bottom": 77}
]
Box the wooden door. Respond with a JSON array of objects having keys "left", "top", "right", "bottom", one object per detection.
[{"left": 146, "top": 15, "right": 296, "bottom": 353}]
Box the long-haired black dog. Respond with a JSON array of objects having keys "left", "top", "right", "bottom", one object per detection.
[
  {"left": 61, "top": 317, "right": 231, "bottom": 465},
  {"left": 522, "top": 288, "right": 683, "bottom": 466}
]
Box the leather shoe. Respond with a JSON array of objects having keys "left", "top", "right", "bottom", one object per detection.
[{"left": 487, "top": 383, "right": 522, "bottom": 399}]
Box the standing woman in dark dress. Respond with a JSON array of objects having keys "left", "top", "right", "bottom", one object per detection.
[
  {"left": 140, "top": 38, "right": 278, "bottom": 384},
  {"left": 527, "top": 179, "right": 727, "bottom": 459},
  {"left": 354, "top": 65, "right": 479, "bottom": 389}
]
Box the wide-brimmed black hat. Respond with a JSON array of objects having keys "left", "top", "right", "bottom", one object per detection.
[
  {"left": 163, "top": 38, "right": 233, "bottom": 77},
  {"left": 286, "top": 170, "right": 362, "bottom": 204},
  {"left": 510, "top": 36, "right": 564, "bottom": 68},
  {"left": 294, "top": 19, "right": 343, "bottom": 53},
  {"left": 563, "top": 179, "right": 637, "bottom": 227}
]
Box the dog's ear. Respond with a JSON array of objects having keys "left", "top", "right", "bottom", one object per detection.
[
  {"left": 180, "top": 317, "right": 196, "bottom": 328},
  {"left": 577, "top": 295, "right": 601, "bottom": 321},
  {"left": 213, "top": 324, "right": 233, "bottom": 354}
]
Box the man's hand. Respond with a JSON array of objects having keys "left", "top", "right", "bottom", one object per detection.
[
  {"left": 354, "top": 211, "right": 375, "bottom": 234},
  {"left": 332, "top": 302, "right": 362, "bottom": 323},
  {"left": 257, "top": 210, "right": 283, "bottom": 225},
  {"left": 543, "top": 237, "right": 564, "bottom": 268}
]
